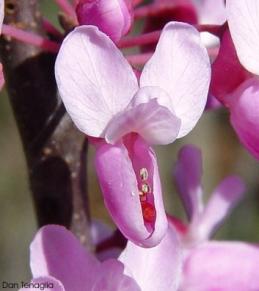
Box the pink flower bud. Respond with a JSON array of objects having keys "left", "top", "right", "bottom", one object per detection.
[
  {"left": 227, "top": 78, "right": 259, "bottom": 160},
  {"left": 76, "top": 0, "right": 133, "bottom": 42}
]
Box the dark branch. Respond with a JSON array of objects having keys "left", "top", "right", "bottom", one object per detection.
[{"left": 0, "top": 0, "right": 92, "bottom": 249}]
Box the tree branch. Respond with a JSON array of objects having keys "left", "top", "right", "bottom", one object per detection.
[{"left": 0, "top": 0, "right": 92, "bottom": 249}]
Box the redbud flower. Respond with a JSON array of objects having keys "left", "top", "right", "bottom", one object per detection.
[
  {"left": 20, "top": 225, "right": 182, "bottom": 291},
  {"left": 171, "top": 145, "right": 259, "bottom": 290},
  {"left": 227, "top": 78, "right": 259, "bottom": 160},
  {"left": 55, "top": 22, "right": 210, "bottom": 246},
  {"left": 212, "top": 0, "right": 259, "bottom": 160},
  {"left": 76, "top": 0, "right": 133, "bottom": 42},
  {"left": 174, "top": 145, "right": 245, "bottom": 244},
  {"left": 227, "top": 0, "right": 259, "bottom": 76}
]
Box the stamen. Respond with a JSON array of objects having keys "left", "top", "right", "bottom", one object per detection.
[
  {"left": 126, "top": 53, "right": 152, "bottom": 66},
  {"left": 138, "top": 168, "right": 155, "bottom": 222},
  {"left": 140, "top": 168, "right": 148, "bottom": 181},
  {"left": 119, "top": 30, "right": 161, "bottom": 48},
  {"left": 141, "top": 183, "right": 151, "bottom": 193}
]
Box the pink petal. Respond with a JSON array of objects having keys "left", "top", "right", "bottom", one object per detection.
[
  {"left": 210, "top": 28, "right": 250, "bottom": 103},
  {"left": 181, "top": 241, "right": 259, "bottom": 291},
  {"left": 227, "top": 0, "right": 259, "bottom": 75},
  {"left": 95, "top": 136, "right": 168, "bottom": 247},
  {"left": 228, "top": 77, "right": 259, "bottom": 160},
  {"left": 55, "top": 26, "right": 138, "bottom": 138},
  {"left": 174, "top": 145, "right": 203, "bottom": 221},
  {"left": 197, "top": 176, "right": 245, "bottom": 239},
  {"left": 197, "top": 0, "right": 226, "bottom": 25},
  {"left": 30, "top": 225, "right": 100, "bottom": 291},
  {"left": 76, "top": 0, "right": 133, "bottom": 43},
  {"left": 91, "top": 220, "right": 124, "bottom": 261},
  {"left": 119, "top": 225, "right": 183, "bottom": 291},
  {"left": 140, "top": 21, "right": 210, "bottom": 138},
  {"left": 19, "top": 277, "right": 65, "bottom": 291},
  {"left": 105, "top": 87, "right": 181, "bottom": 145},
  {"left": 94, "top": 259, "right": 141, "bottom": 291}
]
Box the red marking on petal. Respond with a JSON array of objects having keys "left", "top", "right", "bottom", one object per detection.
[
  {"left": 141, "top": 201, "right": 156, "bottom": 223},
  {"left": 140, "top": 194, "right": 147, "bottom": 202}
]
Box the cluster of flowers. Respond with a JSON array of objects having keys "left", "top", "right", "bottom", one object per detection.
[{"left": 1, "top": 0, "right": 259, "bottom": 290}]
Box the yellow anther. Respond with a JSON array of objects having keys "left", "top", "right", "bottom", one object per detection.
[
  {"left": 140, "top": 168, "right": 148, "bottom": 181},
  {"left": 141, "top": 183, "right": 150, "bottom": 193}
]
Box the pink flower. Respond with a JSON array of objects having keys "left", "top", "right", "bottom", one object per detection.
[
  {"left": 76, "top": 0, "right": 133, "bottom": 42},
  {"left": 20, "top": 224, "right": 182, "bottom": 291},
  {"left": 55, "top": 22, "right": 210, "bottom": 246},
  {"left": 227, "top": 0, "right": 259, "bottom": 76},
  {"left": 210, "top": 0, "right": 259, "bottom": 160},
  {"left": 210, "top": 28, "right": 251, "bottom": 103},
  {"left": 172, "top": 145, "right": 259, "bottom": 290},
  {"left": 174, "top": 145, "right": 245, "bottom": 244}
]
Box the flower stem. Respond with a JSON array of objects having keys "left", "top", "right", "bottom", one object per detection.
[
  {"left": 43, "top": 18, "right": 63, "bottom": 39},
  {"left": 126, "top": 52, "right": 153, "bottom": 66},
  {"left": 119, "top": 30, "right": 161, "bottom": 48},
  {"left": 134, "top": 3, "right": 171, "bottom": 19},
  {"left": 197, "top": 24, "right": 223, "bottom": 37},
  {"left": 54, "top": 0, "right": 77, "bottom": 19},
  {"left": 119, "top": 24, "right": 222, "bottom": 50},
  {"left": 2, "top": 24, "right": 60, "bottom": 53}
]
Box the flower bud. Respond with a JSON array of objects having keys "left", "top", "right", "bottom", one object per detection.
[
  {"left": 76, "top": 0, "right": 133, "bottom": 43},
  {"left": 227, "top": 78, "right": 259, "bottom": 160}
]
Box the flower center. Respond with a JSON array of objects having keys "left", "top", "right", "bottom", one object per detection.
[{"left": 138, "top": 167, "right": 156, "bottom": 223}]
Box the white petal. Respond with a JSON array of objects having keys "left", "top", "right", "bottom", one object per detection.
[
  {"left": 227, "top": 0, "right": 259, "bottom": 75},
  {"left": 140, "top": 21, "right": 211, "bottom": 138},
  {"left": 105, "top": 87, "right": 181, "bottom": 145},
  {"left": 55, "top": 25, "right": 138, "bottom": 137}
]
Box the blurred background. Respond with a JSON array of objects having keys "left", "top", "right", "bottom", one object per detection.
[{"left": 1, "top": 0, "right": 259, "bottom": 285}]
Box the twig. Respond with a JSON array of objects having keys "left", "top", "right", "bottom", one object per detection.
[{"left": 0, "top": 0, "right": 92, "bottom": 250}]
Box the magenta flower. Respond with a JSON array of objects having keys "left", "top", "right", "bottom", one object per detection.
[
  {"left": 55, "top": 22, "right": 210, "bottom": 246},
  {"left": 174, "top": 145, "right": 245, "bottom": 244},
  {"left": 171, "top": 145, "right": 259, "bottom": 290},
  {"left": 210, "top": 28, "right": 251, "bottom": 103},
  {"left": 76, "top": 0, "right": 133, "bottom": 42},
  {"left": 209, "top": 1, "right": 259, "bottom": 160},
  {"left": 220, "top": 0, "right": 259, "bottom": 160},
  {"left": 20, "top": 224, "right": 182, "bottom": 291}
]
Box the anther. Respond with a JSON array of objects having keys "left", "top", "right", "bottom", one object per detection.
[
  {"left": 141, "top": 183, "right": 150, "bottom": 193},
  {"left": 140, "top": 168, "right": 148, "bottom": 181}
]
